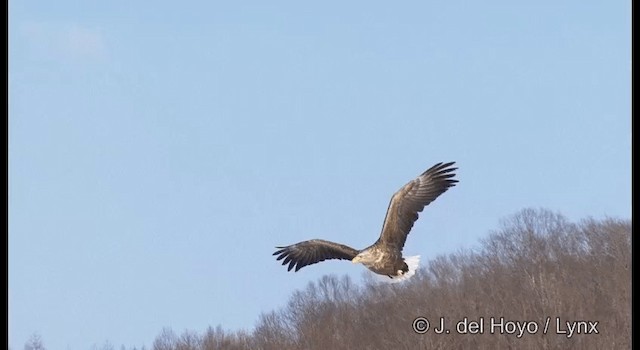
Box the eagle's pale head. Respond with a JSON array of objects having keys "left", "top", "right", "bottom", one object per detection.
[{"left": 352, "top": 250, "right": 376, "bottom": 265}]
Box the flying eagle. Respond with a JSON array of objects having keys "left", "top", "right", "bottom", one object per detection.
[{"left": 273, "top": 162, "right": 458, "bottom": 282}]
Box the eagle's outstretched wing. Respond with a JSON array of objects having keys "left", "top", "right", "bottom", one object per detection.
[
  {"left": 273, "top": 239, "right": 360, "bottom": 272},
  {"left": 376, "top": 162, "right": 458, "bottom": 251}
]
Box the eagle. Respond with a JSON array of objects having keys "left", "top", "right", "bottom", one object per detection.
[{"left": 273, "top": 162, "right": 458, "bottom": 282}]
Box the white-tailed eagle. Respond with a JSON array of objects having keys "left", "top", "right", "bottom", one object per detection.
[{"left": 273, "top": 162, "right": 458, "bottom": 282}]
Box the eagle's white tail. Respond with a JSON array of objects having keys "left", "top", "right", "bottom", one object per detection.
[{"left": 373, "top": 255, "right": 421, "bottom": 284}]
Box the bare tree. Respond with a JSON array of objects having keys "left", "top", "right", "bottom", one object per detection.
[
  {"left": 152, "top": 328, "right": 177, "bottom": 350},
  {"left": 23, "top": 333, "right": 45, "bottom": 350}
]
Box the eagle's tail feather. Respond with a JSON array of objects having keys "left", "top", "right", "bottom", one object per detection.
[{"left": 373, "top": 255, "right": 421, "bottom": 284}]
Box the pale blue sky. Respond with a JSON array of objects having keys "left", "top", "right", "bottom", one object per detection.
[{"left": 9, "top": 1, "right": 630, "bottom": 349}]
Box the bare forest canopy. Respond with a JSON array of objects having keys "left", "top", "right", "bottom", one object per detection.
[{"left": 25, "top": 208, "right": 631, "bottom": 350}]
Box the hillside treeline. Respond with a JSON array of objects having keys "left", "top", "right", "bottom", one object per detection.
[
  {"left": 146, "top": 208, "right": 630, "bottom": 350},
  {"left": 24, "top": 208, "right": 632, "bottom": 350}
]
